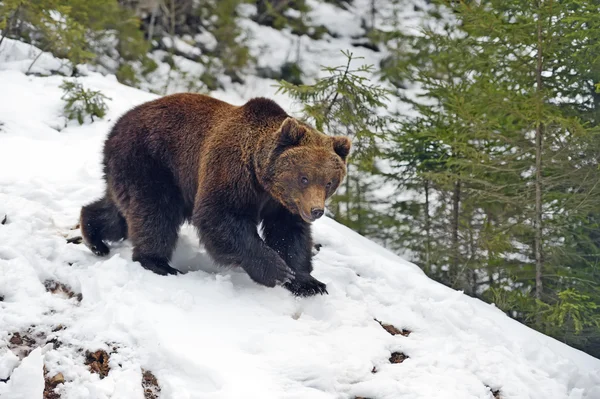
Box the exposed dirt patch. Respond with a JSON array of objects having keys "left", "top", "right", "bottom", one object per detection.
[
  {"left": 46, "top": 337, "right": 63, "bottom": 350},
  {"left": 311, "top": 243, "right": 322, "bottom": 257},
  {"left": 44, "top": 280, "right": 82, "bottom": 302},
  {"left": 142, "top": 369, "right": 162, "bottom": 399},
  {"left": 85, "top": 350, "right": 110, "bottom": 379},
  {"left": 44, "top": 366, "right": 64, "bottom": 399},
  {"left": 52, "top": 325, "right": 66, "bottom": 332},
  {"left": 484, "top": 385, "right": 501, "bottom": 398},
  {"left": 8, "top": 327, "right": 63, "bottom": 359},
  {"left": 375, "top": 319, "right": 411, "bottom": 337},
  {"left": 0, "top": 294, "right": 4, "bottom": 301},
  {"left": 45, "top": 325, "right": 66, "bottom": 349},
  {"left": 8, "top": 331, "right": 39, "bottom": 359},
  {"left": 389, "top": 352, "right": 408, "bottom": 364}
]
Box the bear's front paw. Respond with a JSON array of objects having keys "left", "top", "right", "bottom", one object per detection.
[
  {"left": 244, "top": 257, "right": 295, "bottom": 287},
  {"left": 88, "top": 242, "right": 110, "bottom": 257},
  {"left": 145, "top": 263, "right": 180, "bottom": 276},
  {"left": 284, "top": 274, "right": 328, "bottom": 297},
  {"left": 134, "top": 255, "right": 180, "bottom": 276}
]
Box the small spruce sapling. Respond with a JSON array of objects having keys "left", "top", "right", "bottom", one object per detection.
[
  {"left": 60, "top": 80, "right": 110, "bottom": 125},
  {"left": 276, "top": 50, "right": 392, "bottom": 239}
]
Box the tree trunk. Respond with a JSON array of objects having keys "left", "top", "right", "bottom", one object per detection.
[
  {"left": 450, "top": 180, "right": 461, "bottom": 285},
  {"left": 468, "top": 216, "right": 476, "bottom": 296},
  {"left": 485, "top": 211, "right": 494, "bottom": 290},
  {"left": 424, "top": 179, "right": 432, "bottom": 275},
  {"left": 162, "top": 0, "right": 177, "bottom": 95},
  {"left": 370, "top": 0, "right": 376, "bottom": 31},
  {"left": 0, "top": 4, "right": 21, "bottom": 49},
  {"left": 345, "top": 163, "right": 351, "bottom": 224},
  {"left": 534, "top": 0, "right": 544, "bottom": 300},
  {"left": 355, "top": 173, "right": 362, "bottom": 235},
  {"left": 147, "top": 2, "right": 159, "bottom": 43}
]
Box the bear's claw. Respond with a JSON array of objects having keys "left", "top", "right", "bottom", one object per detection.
[
  {"left": 142, "top": 262, "right": 180, "bottom": 276},
  {"left": 135, "top": 255, "right": 180, "bottom": 276},
  {"left": 284, "top": 274, "right": 328, "bottom": 297},
  {"left": 90, "top": 242, "right": 110, "bottom": 257}
]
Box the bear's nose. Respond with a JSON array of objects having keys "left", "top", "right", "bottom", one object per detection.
[{"left": 311, "top": 208, "right": 324, "bottom": 220}]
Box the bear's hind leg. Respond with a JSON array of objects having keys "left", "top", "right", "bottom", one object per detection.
[
  {"left": 127, "top": 193, "right": 184, "bottom": 276},
  {"left": 80, "top": 195, "right": 127, "bottom": 256},
  {"left": 113, "top": 163, "right": 185, "bottom": 276}
]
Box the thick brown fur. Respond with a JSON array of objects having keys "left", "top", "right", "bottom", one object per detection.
[{"left": 80, "top": 93, "right": 351, "bottom": 296}]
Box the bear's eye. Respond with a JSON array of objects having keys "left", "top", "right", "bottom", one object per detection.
[
  {"left": 301, "top": 176, "right": 309, "bottom": 185},
  {"left": 326, "top": 181, "right": 332, "bottom": 189}
]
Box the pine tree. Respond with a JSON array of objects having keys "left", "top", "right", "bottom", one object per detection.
[
  {"left": 0, "top": 0, "right": 150, "bottom": 80},
  {"left": 381, "top": 0, "right": 600, "bottom": 355},
  {"left": 60, "top": 79, "right": 110, "bottom": 125},
  {"left": 195, "top": 0, "right": 253, "bottom": 85}
]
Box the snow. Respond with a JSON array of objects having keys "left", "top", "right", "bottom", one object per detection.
[
  {"left": 161, "top": 37, "right": 202, "bottom": 58},
  {"left": 0, "top": 39, "right": 71, "bottom": 76},
  {"left": 0, "top": 38, "right": 599, "bottom": 399},
  {"left": 0, "top": 349, "right": 19, "bottom": 381},
  {"left": 0, "top": 348, "right": 45, "bottom": 398},
  {"left": 306, "top": 0, "right": 365, "bottom": 38}
]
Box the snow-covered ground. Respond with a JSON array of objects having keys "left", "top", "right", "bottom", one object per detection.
[{"left": 0, "top": 38, "right": 599, "bottom": 399}]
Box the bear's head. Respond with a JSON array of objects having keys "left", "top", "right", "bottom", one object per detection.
[{"left": 263, "top": 117, "right": 351, "bottom": 223}]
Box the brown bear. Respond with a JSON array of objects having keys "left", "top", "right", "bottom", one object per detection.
[{"left": 80, "top": 93, "right": 351, "bottom": 296}]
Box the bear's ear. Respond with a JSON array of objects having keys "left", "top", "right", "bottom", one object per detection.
[
  {"left": 278, "top": 117, "right": 305, "bottom": 147},
  {"left": 332, "top": 136, "right": 351, "bottom": 161}
]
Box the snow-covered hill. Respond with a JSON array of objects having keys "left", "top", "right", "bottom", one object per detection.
[{"left": 0, "top": 37, "right": 599, "bottom": 399}]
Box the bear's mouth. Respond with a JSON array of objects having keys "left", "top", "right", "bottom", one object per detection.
[
  {"left": 299, "top": 208, "right": 314, "bottom": 223},
  {"left": 293, "top": 200, "right": 315, "bottom": 223}
]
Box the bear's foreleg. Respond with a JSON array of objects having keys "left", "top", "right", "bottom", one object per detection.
[
  {"left": 193, "top": 205, "right": 296, "bottom": 287},
  {"left": 262, "top": 207, "right": 328, "bottom": 296}
]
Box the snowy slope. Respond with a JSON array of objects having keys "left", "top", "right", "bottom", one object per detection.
[{"left": 1, "top": 38, "right": 600, "bottom": 399}]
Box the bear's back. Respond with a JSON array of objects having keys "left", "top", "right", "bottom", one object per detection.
[{"left": 104, "top": 94, "right": 293, "bottom": 212}]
